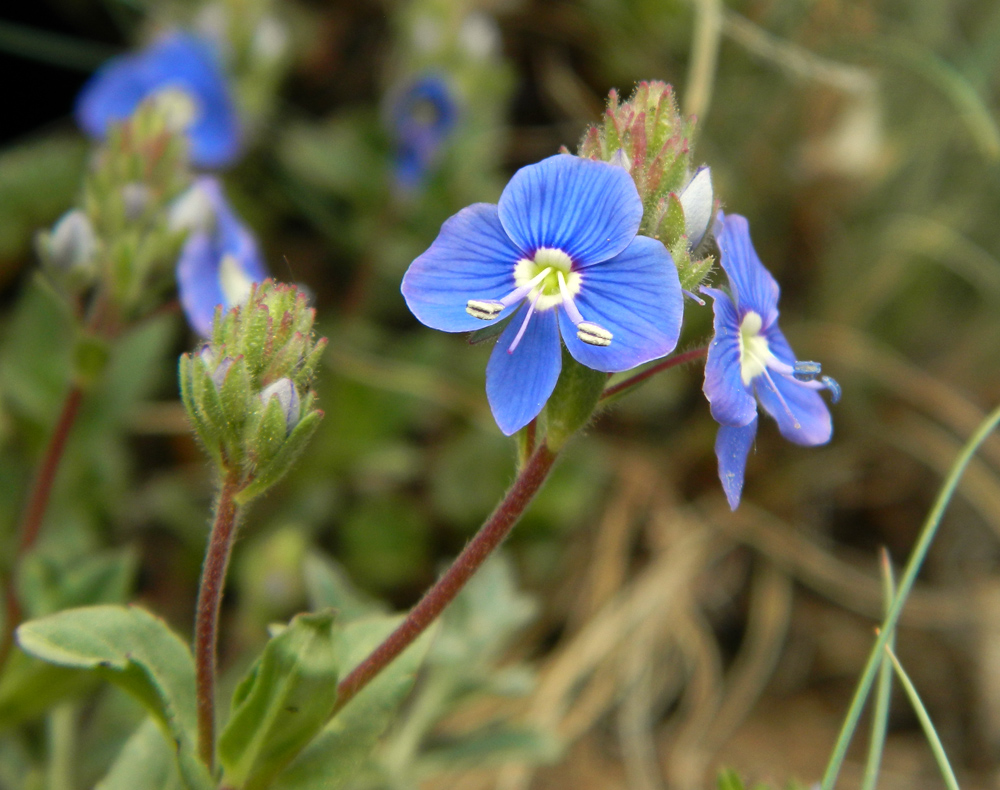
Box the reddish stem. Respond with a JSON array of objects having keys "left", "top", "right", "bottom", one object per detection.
[
  {"left": 600, "top": 346, "right": 708, "bottom": 401},
  {"left": 194, "top": 473, "right": 242, "bottom": 771},
  {"left": 333, "top": 442, "right": 558, "bottom": 714},
  {"left": 0, "top": 385, "right": 85, "bottom": 669}
]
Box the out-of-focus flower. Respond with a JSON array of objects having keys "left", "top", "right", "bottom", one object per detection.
[
  {"left": 41, "top": 209, "right": 98, "bottom": 276},
  {"left": 175, "top": 178, "right": 268, "bottom": 336},
  {"left": 389, "top": 74, "right": 458, "bottom": 191},
  {"left": 76, "top": 31, "right": 241, "bottom": 169},
  {"left": 402, "top": 153, "right": 683, "bottom": 435},
  {"left": 702, "top": 213, "right": 839, "bottom": 509}
]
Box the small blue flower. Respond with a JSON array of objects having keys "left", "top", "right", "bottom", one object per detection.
[
  {"left": 175, "top": 178, "right": 268, "bottom": 336},
  {"left": 402, "top": 153, "right": 684, "bottom": 435},
  {"left": 702, "top": 213, "right": 840, "bottom": 509},
  {"left": 76, "top": 31, "right": 241, "bottom": 169},
  {"left": 390, "top": 74, "right": 458, "bottom": 190}
]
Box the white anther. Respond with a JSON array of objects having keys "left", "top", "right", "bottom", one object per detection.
[
  {"left": 577, "top": 321, "right": 613, "bottom": 347},
  {"left": 466, "top": 299, "right": 505, "bottom": 320}
]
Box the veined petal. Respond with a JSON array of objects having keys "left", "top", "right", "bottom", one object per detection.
[
  {"left": 703, "top": 287, "right": 757, "bottom": 427},
  {"left": 754, "top": 325, "right": 832, "bottom": 446},
  {"left": 715, "top": 419, "right": 758, "bottom": 510},
  {"left": 497, "top": 155, "right": 642, "bottom": 265},
  {"left": 559, "top": 236, "right": 682, "bottom": 372},
  {"left": 485, "top": 305, "right": 561, "bottom": 435},
  {"left": 177, "top": 231, "right": 225, "bottom": 337},
  {"left": 717, "top": 214, "right": 780, "bottom": 326},
  {"left": 402, "top": 203, "right": 523, "bottom": 332}
]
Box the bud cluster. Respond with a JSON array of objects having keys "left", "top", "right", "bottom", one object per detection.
[
  {"left": 577, "top": 81, "right": 716, "bottom": 293},
  {"left": 179, "top": 280, "right": 326, "bottom": 503},
  {"left": 38, "top": 101, "right": 194, "bottom": 317}
]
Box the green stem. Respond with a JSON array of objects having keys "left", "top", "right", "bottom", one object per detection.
[
  {"left": 333, "top": 442, "right": 559, "bottom": 715},
  {"left": 860, "top": 549, "right": 895, "bottom": 790},
  {"left": 821, "top": 401, "right": 1000, "bottom": 789},
  {"left": 194, "top": 473, "right": 242, "bottom": 771}
]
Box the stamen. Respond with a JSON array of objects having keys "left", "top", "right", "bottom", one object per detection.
[
  {"left": 507, "top": 290, "right": 542, "bottom": 354},
  {"left": 577, "top": 322, "right": 613, "bottom": 346},
  {"left": 682, "top": 289, "right": 706, "bottom": 306},
  {"left": 467, "top": 300, "right": 504, "bottom": 320},
  {"left": 822, "top": 375, "right": 841, "bottom": 404},
  {"left": 466, "top": 266, "right": 552, "bottom": 320},
  {"left": 760, "top": 368, "right": 801, "bottom": 430},
  {"left": 793, "top": 361, "right": 822, "bottom": 382},
  {"left": 557, "top": 271, "right": 613, "bottom": 346}
]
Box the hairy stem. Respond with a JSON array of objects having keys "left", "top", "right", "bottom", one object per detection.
[
  {"left": 195, "top": 473, "right": 242, "bottom": 771},
  {"left": 333, "top": 442, "right": 558, "bottom": 714},
  {"left": 600, "top": 346, "right": 708, "bottom": 402},
  {"left": 0, "top": 385, "right": 85, "bottom": 670}
]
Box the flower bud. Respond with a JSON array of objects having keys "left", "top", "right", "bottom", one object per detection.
[
  {"left": 259, "top": 378, "right": 300, "bottom": 434},
  {"left": 678, "top": 166, "right": 714, "bottom": 250},
  {"left": 41, "top": 210, "right": 98, "bottom": 277}
]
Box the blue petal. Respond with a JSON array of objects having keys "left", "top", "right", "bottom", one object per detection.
[
  {"left": 177, "top": 231, "right": 225, "bottom": 337},
  {"left": 402, "top": 203, "right": 523, "bottom": 332},
  {"left": 702, "top": 286, "right": 757, "bottom": 427},
  {"left": 715, "top": 419, "right": 758, "bottom": 510},
  {"left": 717, "top": 214, "right": 780, "bottom": 326},
  {"left": 75, "top": 32, "right": 241, "bottom": 168},
  {"left": 485, "top": 305, "right": 561, "bottom": 435},
  {"left": 497, "top": 155, "right": 642, "bottom": 265},
  {"left": 754, "top": 326, "right": 833, "bottom": 446},
  {"left": 559, "top": 236, "right": 682, "bottom": 372}
]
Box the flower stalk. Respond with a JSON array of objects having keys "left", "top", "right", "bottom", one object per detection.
[
  {"left": 194, "top": 471, "right": 242, "bottom": 771},
  {"left": 333, "top": 441, "right": 559, "bottom": 714},
  {"left": 600, "top": 346, "right": 708, "bottom": 403}
]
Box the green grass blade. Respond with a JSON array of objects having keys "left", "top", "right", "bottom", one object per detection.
[
  {"left": 821, "top": 402, "right": 1000, "bottom": 790},
  {"left": 883, "top": 646, "right": 960, "bottom": 790},
  {"left": 860, "top": 549, "right": 896, "bottom": 790}
]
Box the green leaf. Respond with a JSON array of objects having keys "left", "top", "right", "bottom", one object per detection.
[
  {"left": 15, "top": 605, "right": 212, "bottom": 790},
  {"left": 717, "top": 768, "right": 746, "bottom": 790},
  {"left": 219, "top": 610, "right": 340, "bottom": 790},
  {"left": 96, "top": 718, "right": 183, "bottom": 790},
  {"left": 0, "top": 647, "right": 93, "bottom": 729},
  {"left": 271, "top": 615, "right": 435, "bottom": 790},
  {"left": 303, "top": 552, "right": 387, "bottom": 622},
  {"left": 19, "top": 548, "right": 136, "bottom": 618}
]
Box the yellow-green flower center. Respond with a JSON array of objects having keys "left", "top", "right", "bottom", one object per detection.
[
  {"left": 512, "top": 247, "right": 581, "bottom": 310},
  {"left": 150, "top": 86, "right": 200, "bottom": 132}
]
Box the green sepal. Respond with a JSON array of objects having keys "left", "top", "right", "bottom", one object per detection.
[
  {"left": 543, "top": 348, "right": 607, "bottom": 450},
  {"left": 219, "top": 610, "right": 340, "bottom": 790},
  {"left": 179, "top": 354, "right": 223, "bottom": 467},
  {"left": 252, "top": 390, "right": 292, "bottom": 469},
  {"left": 236, "top": 408, "right": 323, "bottom": 505},
  {"left": 15, "top": 605, "right": 212, "bottom": 790},
  {"left": 242, "top": 304, "right": 272, "bottom": 377},
  {"left": 294, "top": 337, "right": 328, "bottom": 390},
  {"left": 190, "top": 356, "right": 234, "bottom": 465},
  {"left": 219, "top": 355, "right": 253, "bottom": 440},
  {"left": 657, "top": 192, "right": 686, "bottom": 250},
  {"left": 679, "top": 252, "right": 714, "bottom": 294},
  {"left": 467, "top": 314, "right": 513, "bottom": 345}
]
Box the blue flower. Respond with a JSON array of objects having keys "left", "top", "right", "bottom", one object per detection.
[
  {"left": 402, "top": 154, "right": 684, "bottom": 435},
  {"left": 702, "top": 213, "right": 840, "bottom": 509},
  {"left": 390, "top": 74, "right": 458, "bottom": 190},
  {"left": 174, "top": 178, "right": 268, "bottom": 336},
  {"left": 76, "top": 31, "right": 241, "bottom": 169}
]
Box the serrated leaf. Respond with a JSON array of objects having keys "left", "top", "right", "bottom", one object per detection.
[
  {"left": 271, "top": 615, "right": 435, "bottom": 790},
  {"left": 219, "top": 611, "right": 340, "bottom": 790},
  {"left": 96, "top": 717, "right": 183, "bottom": 790},
  {"left": 15, "top": 605, "right": 211, "bottom": 790},
  {"left": 303, "top": 552, "right": 387, "bottom": 622}
]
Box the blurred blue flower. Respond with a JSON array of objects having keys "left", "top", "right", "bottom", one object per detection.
[
  {"left": 76, "top": 31, "right": 241, "bottom": 169},
  {"left": 402, "top": 154, "right": 684, "bottom": 435},
  {"left": 174, "top": 178, "right": 268, "bottom": 336},
  {"left": 390, "top": 74, "right": 458, "bottom": 190},
  {"left": 702, "top": 213, "right": 839, "bottom": 509}
]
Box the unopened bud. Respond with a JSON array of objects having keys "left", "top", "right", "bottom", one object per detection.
[
  {"left": 122, "top": 182, "right": 153, "bottom": 221},
  {"left": 678, "top": 166, "right": 713, "bottom": 249},
  {"left": 260, "top": 378, "right": 301, "bottom": 434},
  {"left": 609, "top": 148, "right": 632, "bottom": 171},
  {"left": 44, "top": 209, "right": 97, "bottom": 274}
]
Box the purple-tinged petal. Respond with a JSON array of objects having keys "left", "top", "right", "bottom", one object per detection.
[
  {"left": 559, "top": 236, "right": 682, "bottom": 372},
  {"left": 177, "top": 231, "right": 225, "bottom": 337},
  {"left": 402, "top": 203, "right": 523, "bottom": 332},
  {"left": 497, "top": 155, "right": 642, "bottom": 265},
  {"left": 485, "top": 305, "right": 561, "bottom": 435},
  {"left": 716, "top": 419, "right": 758, "bottom": 510},
  {"left": 754, "top": 325, "right": 832, "bottom": 446},
  {"left": 717, "top": 214, "right": 780, "bottom": 326},
  {"left": 702, "top": 286, "right": 757, "bottom": 427}
]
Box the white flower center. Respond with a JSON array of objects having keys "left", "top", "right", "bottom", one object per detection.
[
  {"left": 150, "top": 86, "right": 200, "bottom": 132},
  {"left": 738, "top": 311, "right": 775, "bottom": 385},
  {"left": 513, "top": 247, "right": 581, "bottom": 311}
]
